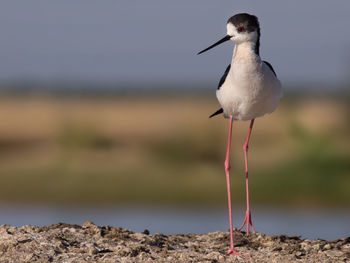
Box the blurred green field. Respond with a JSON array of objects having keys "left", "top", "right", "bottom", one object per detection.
[{"left": 0, "top": 93, "right": 349, "bottom": 207}]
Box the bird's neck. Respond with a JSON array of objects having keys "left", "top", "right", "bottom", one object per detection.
[{"left": 232, "top": 41, "right": 260, "bottom": 63}]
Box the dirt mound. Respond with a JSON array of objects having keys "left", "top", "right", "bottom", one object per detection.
[{"left": 0, "top": 222, "right": 348, "bottom": 262}]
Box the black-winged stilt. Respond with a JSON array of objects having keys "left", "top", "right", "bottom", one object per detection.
[{"left": 198, "top": 13, "right": 282, "bottom": 255}]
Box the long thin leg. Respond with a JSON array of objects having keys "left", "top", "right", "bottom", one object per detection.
[
  {"left": 239, "top": 119, "right": 256, "bottom": 235},
  {"left": 225, "top": 117, "right": 240, "bottom": 255}
]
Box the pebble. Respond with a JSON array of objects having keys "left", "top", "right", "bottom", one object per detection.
[
  {"left": 313, "top": 243, "right": 322, "bottom": 251},
  {"left": 325, "top": 250, "right": 343, "bottom": 257},
  {"left": 323, "top": 244, "right": 331, "bottom": 250}
]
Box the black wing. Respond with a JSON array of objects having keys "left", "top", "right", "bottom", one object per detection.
[
  {"left": 210, "top": 64, "right": 230, "bottom": 118},
  {"left": 209, "top": 108, "right": 223, "bottom": 118},
  {"left": 263, "top": 61, "right": 277, "bottom": 77},
  {"left": 218, "top": 64, "right": 231, "bottom": 90},
  {"left": 209, "top": 64, "right": 230, "bottom": 118}
]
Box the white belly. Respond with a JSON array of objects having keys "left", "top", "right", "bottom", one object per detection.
[{"left": 216, "top": 61, "right": 282, "bottom": 121}]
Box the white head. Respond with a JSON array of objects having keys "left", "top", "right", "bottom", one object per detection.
[{"left": 198, "top": 13, "right": 260, "bottom": 55}]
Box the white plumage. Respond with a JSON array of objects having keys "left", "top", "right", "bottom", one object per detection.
[
  {"left": 217, "top": 22, "right": 282, "bottom": 121},
  {"left": 217, "top": 42, "right": 282, "bottom": 120}
]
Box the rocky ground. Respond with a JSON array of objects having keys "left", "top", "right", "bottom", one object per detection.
[{"left": 0, "top": 222, "right": 348, "bottom": 262}]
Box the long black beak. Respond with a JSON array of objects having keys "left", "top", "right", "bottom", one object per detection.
[{"left": 197, "top": 35, "right": 231, "bottom": 55}]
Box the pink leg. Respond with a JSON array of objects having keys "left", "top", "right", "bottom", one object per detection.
[
  {"left": 224, "top": 117, "right": 240, "bottom": 255},
  {"left": 239, "top": 119, "right": 256, "bottom": 235}
]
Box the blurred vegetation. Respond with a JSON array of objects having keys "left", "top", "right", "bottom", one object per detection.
[{"left": 0, "top": 92, "right": 349, "bottom": 208}]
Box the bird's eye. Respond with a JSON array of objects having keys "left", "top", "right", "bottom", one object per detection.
[{"left": 237, "top": 26, "right": 245, "bottom": 32}]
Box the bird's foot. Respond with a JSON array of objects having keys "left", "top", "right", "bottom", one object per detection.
[
  {"left": 226, "top": 249, "right": 241, "bottom": 256},
  {"left": 226, "top": 249, "right": 250, "bottom": 257},
  {"left": 239, "top": 209, "right": 255, "bottom": 235}
]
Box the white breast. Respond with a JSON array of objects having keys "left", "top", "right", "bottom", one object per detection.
[{"left": 216, "top": 47, "right": 282, "bottom": 121}]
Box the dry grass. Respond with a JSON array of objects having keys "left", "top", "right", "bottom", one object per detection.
[{"left": 0, "top": 94, "right": 349, "bottom": 207}]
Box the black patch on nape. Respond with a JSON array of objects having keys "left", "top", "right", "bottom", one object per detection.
[
  {"left": 209, "top": 108, "right": 223, "bottom": 118},
  {"left": 227, "top": 13, "right": 260, "bottom": 55},
  {"left": 263, "top": 61, "right": 277, "bottom": 77},
  {"left": 218, "top": 64, "right": 231, "bottom": 90}
]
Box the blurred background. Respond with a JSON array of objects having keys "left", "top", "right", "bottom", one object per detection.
[{"left": 0, "top": 1, "right": 349, "bottom": 240}]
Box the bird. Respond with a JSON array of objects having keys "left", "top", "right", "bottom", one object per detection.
[{"left": 198, "top": 13, "right": 282, "bottom": 255}]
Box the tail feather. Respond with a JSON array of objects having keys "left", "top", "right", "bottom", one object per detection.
[{"left": 209, "top": 108, "right": 223, "bottom": 118}]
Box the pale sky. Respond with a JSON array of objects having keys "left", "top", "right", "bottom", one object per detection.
[{"left": 0, "top": 1, "right": 349, "bottom": 88}]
